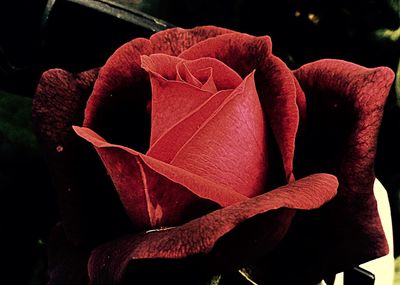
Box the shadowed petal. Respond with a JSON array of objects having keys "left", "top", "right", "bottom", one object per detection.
[
  {"left": 33, "top": 68, "right": 132, "bottom": 246},
  {"left": 73, "top": 127, "right": 248, "bottom": 229},
  {"left": 268, "top": 59, "right": 395, "bottom": 283},
  {"left": 84, "top": 26, "right": 233, "bottom": 135},
  {"left": 88, "top": 174, "right": 338, "bottom": 285}
]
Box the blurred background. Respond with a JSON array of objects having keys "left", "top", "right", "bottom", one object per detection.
[{"left": 0, "top": 0, "right": 399, "bottom": 284}]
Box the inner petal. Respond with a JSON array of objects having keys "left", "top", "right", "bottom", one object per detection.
[{"left": 171, "top": 72, "right": 267, "bottom": 198}]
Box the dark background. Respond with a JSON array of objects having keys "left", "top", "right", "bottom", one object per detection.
[{"left": 0, "top": 1, "right": 399, "bottom": 284}]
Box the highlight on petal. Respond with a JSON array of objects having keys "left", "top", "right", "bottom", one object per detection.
[
  {"left": 180, "top": 33, "right": 300, "bottom": 183},
  {"left": 170, "top": 72, "right": 267, "bottom": 198},
  {"left": 73, "top": 126, "right": 248, "bottom": 230},
  {"left": 141, "top": 54, "right": 215, "bottom": 146},
  {"left": 87, "top": 174, "right": 338, "bottom": 285},
  {"left": 146, "top": 89, "right": 233, "bottom": 163},
  {"left": 141, "top": 53, "right": 243, "bottom": 147},
  {"left": 284, "top": 59, "right": 396, "bottom": 280}
]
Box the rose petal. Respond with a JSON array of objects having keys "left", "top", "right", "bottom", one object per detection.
[
  {"left": 177, "top": 57, "right": 242, "bottom": 90},
  {"left": 87, "top": 174, "right": 338, "bottom": 285},
  {"left": 176, "top": 61, "right": 203, "bottom": 88},
  {"left": 146, "top": 89, "right": 232, "bottom": 163},
  {"left": 32, "top": 68, "right": 132, "bottom": 245},
  {"left": 150, "top": 26, "right": 234, "bottom": 56},
  {"left": 170, "top": 72, "right": 267, "bottom": 197},
  {"left": 179, "top": 32, "right": 272, "bottom": 77},
  {"left": 141, "top": 54, "right": 214, "bottom": 145},
  {"left": 73, "top": 126, "right": 249, "bottom": 229},
  {"left": 141, "top": 54, "right": 243, "bottom": 146},
  {"left": 84, "top": 26, "right": 233, "bottom": 131},
  {"left": 273, "top": 59, "right": 395, "bottom": 282},
  {"left": 180, "top": 33, "right": 300, "bottom": 183}
]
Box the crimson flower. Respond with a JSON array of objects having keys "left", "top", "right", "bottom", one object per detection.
[{"left": 33, "top": 26, "right": 394, "bottom": 284}]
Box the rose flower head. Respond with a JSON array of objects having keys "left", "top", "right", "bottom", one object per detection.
[{"left": 33, "top": 26, "right": 394, "bottom": 285}]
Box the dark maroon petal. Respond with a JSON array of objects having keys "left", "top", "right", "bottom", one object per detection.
[
  {"left": 84, "top": 26, "right": 233, "bottom": 137},
  {"left": 150, "top": 26, "right": 234, "bottom": 56},
  {"left": 33, "top": 68, "right": 131, "bottom": 246},
  {"left": 284, "top": 59, "right": 395, "bottom": 280},
  {"left": 180, "top": 33, "right": 300, "bottom": 183},
  {"left": 179, "top": 32, "right": 272, "bottom": 77},
  {"left": 88, "top": 174, "right": 338, "bottom": 285},
  {"left": 257, "top": 55, "right": 301, "bottom": 182}
]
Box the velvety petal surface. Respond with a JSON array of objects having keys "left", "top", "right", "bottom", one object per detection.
[
  {"left": 265, "top": 59, "right": 395, "bottom": 283},
  {"left": 88, "top": 174, "right": 338, "bottom": 285},
  {"left": 180, "top": 33, "right": 301, "bottom": 183},
  {"left": 84, "top": 26, "right": 233, "bottom": 135},
  {"left": 32, "top": 68, "right": 132, "bottom": 246}
]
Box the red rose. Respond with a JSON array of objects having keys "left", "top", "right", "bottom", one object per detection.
[{"left": 33, "top": 26, "right": 394, "bottom": 284}]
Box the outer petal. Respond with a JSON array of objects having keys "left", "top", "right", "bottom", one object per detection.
[
  {"left": 32, "top": 68, "right": 132, "bottom": 246},
  {"left": 84, "top": 26, "right": 233, "bottom": 138},
  {"left": 74, "top": 126, "right": 248, "bottom": 230},
  {"left": 180, "top": 33, "right": 300, "bottom": 183},
  {"left": 274, "top": 59, "right": 394, "bottom": 283},
  {"left": 88, "top": 174, "right": 338, "bottom": 285}
]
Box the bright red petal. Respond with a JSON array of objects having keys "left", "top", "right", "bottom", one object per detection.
[
  {"left": 180, "top": 33, "right": 299, "bottom": 183},
  {"left": 177, "top": 57, "right": 242, "bottom": 90},
  {"left": 170, "top": 72, "right": 267, "bottom": 197},
  {"left": 146, "top": 89, "right": 232, "bottom": 163},
  {"left": 73, "top": 127, "right": 248, "bottom": 229},
  {"left": 88, "top": 174, "right": 338, "bottom": 285},
  {"left": 141, "top": 54, "right": 214, "bottom": 145}
]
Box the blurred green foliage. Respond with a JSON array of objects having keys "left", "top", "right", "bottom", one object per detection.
[{"left": 0, "top": 89, "right": 37, "bottom": 150}]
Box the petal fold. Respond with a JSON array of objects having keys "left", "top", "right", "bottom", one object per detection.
[
  {"left": 88, "top": 173, "right": 338, "bottom": 285},
  {"left": 73, "top": 126, "right": 249, "bottom": 229},
  {"left": 283, "top": 59, "right": 396, "bottom": 280}
]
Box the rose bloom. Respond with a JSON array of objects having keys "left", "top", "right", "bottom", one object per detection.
[{"left": 33, "top": 26, "right": 394, "bottom": 285}]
